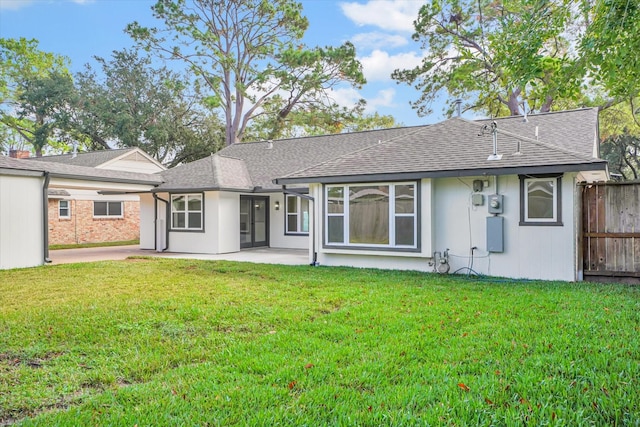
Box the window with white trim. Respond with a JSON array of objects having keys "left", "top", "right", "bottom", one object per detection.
[
  {"left": 286, "top": 195, "right": 309, "bottom": 234},
  {"left": 171, "top": 194, "right": 203, "bottom": 230},
  {"left": 520, "top": 175, "right": 562, "bottom": 225},
  {"left": 93, "top": 201, "right": 123, "bottom": 218},
  {"left": 325, "top": 182, "right": 418, "bottom": 249},
  {"left": 59, "top": 200, "right": 70, "bottom": 218}
]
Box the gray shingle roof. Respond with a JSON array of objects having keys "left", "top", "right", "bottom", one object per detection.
[
  {"left": 155, "top": 153, "right": 253, "bottom": 191},
  {"left": 160, "top": 127, "right": 420, "bottom": 192},
  {"left": 277, "top": 109, "right": 607, "bottom": 184},
  {"left": 480, "top": 108, "right": 599, "bottom": 157},
  {"left": 0, "top": 155, "right": 163, "bottom": 185},
  {"left": 26, "top": 148, "right": 137, "bottom": 167}
]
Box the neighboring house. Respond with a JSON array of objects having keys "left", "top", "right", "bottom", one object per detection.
[
  {"left": 0, "top": 156, "right": 161, "bottom": 269},
  {"left": 24, "top": 148, "right": 165, "bottom": 245},
  {"left": 138, "top": 108, "right": 608, "bottom": 282}
]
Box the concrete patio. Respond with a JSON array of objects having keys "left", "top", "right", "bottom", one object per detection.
[{"left": 49, "top": 245, "right": 309, "bottom": 266}]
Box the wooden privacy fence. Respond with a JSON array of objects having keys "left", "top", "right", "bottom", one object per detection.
[{"left": 581, "top": 182, "right": 640, "bottom": 279}]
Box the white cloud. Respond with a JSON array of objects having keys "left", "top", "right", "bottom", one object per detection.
[
  {"left": 340, "top": 0, "right": 421, "bottom": 32},
  {"left": 359, "top": 49, "right": 424, "bottom": 81},
  {"left": 0, "top": 0, "right": 35, "bottom": 10},
  {"left": 329, "top": 87, "right": 396, "bottom": 113},
  {"left": 366, "top": 88, "right": 396, "bottom": 110},
  {"left": 70, "top": 0, "right": 94, "bottom": 4},
  {"left": 351, "top": 32, "right": 408, "bottom": 50},
  {"left": 329, "top": 87, "right": 363, "bottom": 109}
]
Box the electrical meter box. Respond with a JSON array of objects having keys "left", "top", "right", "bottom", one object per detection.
[
  {"left": 471, "top": 194, "right": 485, "bottom": 206},
  {"left": 488, "top": 194, "right": 503, "bottom": 214},
  {"left": 486, "top": 216, "right": 504, "bottom": 253}
]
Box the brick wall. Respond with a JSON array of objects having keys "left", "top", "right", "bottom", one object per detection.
[{"left": 48, "top": 199, "right": 140, "bottom": 245}]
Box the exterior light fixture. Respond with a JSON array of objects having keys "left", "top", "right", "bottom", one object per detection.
[{"left": 275, "top": 201, "right": 280, "bottom": 210}]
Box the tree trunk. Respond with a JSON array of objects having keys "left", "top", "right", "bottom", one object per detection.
[
  {"left": 507, "top": 89, "right": 521, "bottom": 116},
  {"left": 540, "top": 95, "right": 553, "bottom": 113}
]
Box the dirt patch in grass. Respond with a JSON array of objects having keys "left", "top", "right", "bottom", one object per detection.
[{"left": 0, "top": 351, "right": 65, "bottom": 368}]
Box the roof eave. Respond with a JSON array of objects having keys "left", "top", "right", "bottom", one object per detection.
[
  {"left": 0, "top": 167, "right": 45, "bottom": 177},
  {"left": 151, "top": 186, "right": 256, "bottom": 193},
  {"left": 275, "top": 162, "right": 609, "bottom": 185},
  {"left": 49, "top": 172, "right": 162, "bottom": 186}
]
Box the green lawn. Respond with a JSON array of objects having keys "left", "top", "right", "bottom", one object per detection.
[
  {"left": 1, "top": 259, "right": 638, "bottom": 426},
  {"left": 48, "top": 239, "right": 139, "bottom": 250}
]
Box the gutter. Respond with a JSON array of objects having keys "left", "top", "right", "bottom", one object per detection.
[
  {"left": 42, "top": 171, "right": 51, "bottom": 263},
  {"left": 153, "top": 193, "right": 169, "bottom": 252},
  {"left": 282, "top": 185, "right": 317, "bottom": 266}
]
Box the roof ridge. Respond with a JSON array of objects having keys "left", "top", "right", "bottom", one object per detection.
[
  {"left": 30, "top": 147, "right": 134, "bottom": 160},
  {"left": 239, "top": 124, "right": 427, "bottom": 145},
  {"left": 474, "top": 107, "right": 597, "bottom": 122},
  {"left": 279, "top": 126, "right": 426, "bottom": 180}
]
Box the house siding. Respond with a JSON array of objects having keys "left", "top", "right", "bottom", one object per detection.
[
  {"left": 0, "top": 174, "right": 44, "bottom": 269},
  {"left": 312, "top": 174, "right": 579, "bottom": 281},
  {"left": 47, "top": 198, "right": 140, "bottom": 245}
]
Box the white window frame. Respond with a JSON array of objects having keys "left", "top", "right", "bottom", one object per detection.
[
  {"left": 170, "top": 194, "right": 203, "bottom": 231},
  {"left": 521, "top": 176, "right": 562, "bottom": 225},
  {"left": 58, "top": 200, "right": 70, "bottom": 219},
  {"left": 324, "top": 182, "right": 418, "bottom": 249},
  {"left": 285, "top": 194, "right": 309, "bottom": 235},
  {"left": 93, "top": 201, "right": 123, "bottom": 218}
]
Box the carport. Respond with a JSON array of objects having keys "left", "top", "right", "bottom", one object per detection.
[{"left": 0, "top": 156, "right": 161, "bottom": 270}]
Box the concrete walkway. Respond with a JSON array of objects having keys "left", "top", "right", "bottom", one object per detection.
[{"left": 49, "top": 245, "right": 309, "bottom": 266}]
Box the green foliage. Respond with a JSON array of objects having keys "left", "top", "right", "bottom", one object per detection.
[
  {"left": 582, "top": 0, "right": 640, "bottom": 99},
  {"left": 1, "top": 260, "right": 638, "bottom": 425},
  {"left": 72, "top": 49, "right": 225, "bottom": 164},
  {"left": 0, "top": 38, "right": 72, "bottom": 155},
  {"left": 596, "top": 99, "right": 640, "bottom": 180},
  {"left": 127, "top": 0, "right": 365, "bottom": 144},
  {"left": 14, "top": 71, "right": 76, "bottom": 156},
  {"left": 392, "top": 0, "right": 584, "bottom": 118},
  {"left": 0, "top": 38, "right": 70, "bottom": 105}
]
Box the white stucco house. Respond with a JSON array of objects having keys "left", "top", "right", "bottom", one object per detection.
[
  {"left": 0, "top": 156, "right": 161, "bottom": 269},
  {"left": 138, "top": 108, "right": 608, "bottom": 281}
]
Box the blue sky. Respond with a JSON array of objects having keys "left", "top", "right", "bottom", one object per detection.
[{"left": 0, "top": 0, "right": 454, "bottom": 126}]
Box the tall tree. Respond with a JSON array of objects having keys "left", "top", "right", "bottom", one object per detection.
[
  {"left": 15, "top": 71, "right": 76, "bottom": 157},
  {"left": 580, "top": 0, "right": 640, "bottom": 180},
  {"left": 127, "top": 0, "right": 366, "bottom": 145},
  {"left": 246, "top": 100, "right": 399, "bottom": 140},
  {"left": 581, "top": 0, "right": 640, "bottom": 101},
  {"left": 392, "top": 0, "right": 583, "bottom": 118},
  {"left": 598, "top": 100, "right": 640, "bottom": 180},
  {"left": 0, "top": 38, "right": 70, "bottom": 105},
  {"left": 1, "top": 38, "right": 72, "bottom": 155},
  {"left": 72, "top": 49, "right": 224, "bottom": 164}
]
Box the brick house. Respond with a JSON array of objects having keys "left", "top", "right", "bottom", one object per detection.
[{"left": 22, "top": 148, "right": 165, "bottom": 245}]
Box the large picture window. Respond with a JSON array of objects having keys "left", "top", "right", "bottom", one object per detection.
[
  {"left": 286, "top": 195, "right": 309, "bottom": 235},
  {"left": 171, "top": 194, "right": 203, "bottom": 230},
  {"left": 93, "top": 201, "right": 123, "bottom": 218},
  {"left": 325, "top": 182, "right": 418, "bottom": 249},
  {"left": 520, "top": 175, "right": 562, "bottom": 226}
]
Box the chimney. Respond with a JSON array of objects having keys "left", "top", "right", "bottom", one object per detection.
[
  {"left": 9, "top": 149, "right": 30, "bottom": 159},
  {"left": 454, "top": 99, "right": 462, "bottom": 117}
]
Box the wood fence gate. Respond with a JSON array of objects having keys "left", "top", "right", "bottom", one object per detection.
[{"left": 581, "top": 182, "right": 640, "bottom": 282}]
